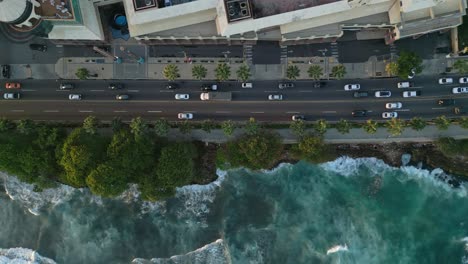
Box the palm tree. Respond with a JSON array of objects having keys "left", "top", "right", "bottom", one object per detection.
[
  {"left": 236, "top": 64, "right": 251, "bottom": 82},
  {"left": 82, "top": 116, "right": 99, "bottom": 135},
  {"left": 192, "top": 65, "right": 207, "bottom": 80},
  {"left": 336, "top": 119, "right": 351, "bottom": 134},
  {"left": 290, "top": 120, "right": 305, "bottom": 137},
  {"left": 314, "top": 119, "right": 327, "bottom": 135},
  {"left": 409, "top": 117, "right": 426, "bottom": 131},
  {"left": 221, "top": 120, "right": 235, "bottom": 137},
  {"left": 215, "top": 63, "right": 231, "bottom": 81},
  {"left": 286, "top": 65, "right": 300, "bottom": 80},
  {"left": 163, "top": 64, "right": 180, "bottom": 81},
  {"left": 75, "top": 68, "right": 89, "bottom": 80},
  {"left": 308, "top": 65, "right": 323, "bottom": 80},
  {"left": 386, "top": 118, "right": 404, "bottom": 136},
  {"left": 331, "top": 64, "right": 346, "bottom": 80},
  {"left": 363, "top": 119, "right": 378, "bottom": 134},
  {"left": 434, "top": 115, "right": 451, "bottom": 130}
]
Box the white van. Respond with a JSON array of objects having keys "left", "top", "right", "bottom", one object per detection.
[
  {"left": 397, "top": 81, "right": 414, "bottom": 88},
  {"left": 241, "top": 82, "right": 253, "bottom": 88}
]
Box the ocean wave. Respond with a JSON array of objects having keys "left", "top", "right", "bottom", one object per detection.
[
  {"left": 132, "top": 239, "right": 231, "bottom": 264},
  {"left": 320, "top": 156, "right": 393, "bottom": 177},
  {"left": 1, "top": 172, "right": 76, "bottom": 216},
  {"left": 0, "top": 247, "right": 56, "bottom": 264}
]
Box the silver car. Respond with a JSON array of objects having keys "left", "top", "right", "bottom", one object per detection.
[
  {"left": 175, "top": 94, "right": 189, "bottom": 100},
  {"left": 382, "top": 112, "right": 398, "bottom": 119},
  {"left": 68, "top": 94, "right": 82, "bottom": 100},
  {"left": 344, "top": 84, "right": 360, "bottom": 91},
  {"left": 385, "top": 102, "right": 402, "bottom": 109},
  {"left": 178, "top": 113, "right": 193, "bottom": 119},
  {"left": 268, "top": 94, "right": 283, "bottom": 100},
  {"left": 375, "top": 91, "right": 391, "bottom": 98},
  {"left": 3, "top": 93, "right": 20, "bottom": 100}
]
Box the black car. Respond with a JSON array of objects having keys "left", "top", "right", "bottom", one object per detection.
[
  {"left": 352, "top": 110, "right": 368, "bottom": 117},
  {"left": 116, "top": 94, "right": 130, "bottom": 100},
  {"left": 29, "top": 44, "right": 47, "bottom": 52},
  {"left": 166, "top": 83, "right": 178, "bottom": 89},
  {"left": 438, "top": 99, "right": 455, "bottom": 106},
  {"left": 313, "top": 81, "right": 326, "bottom": 88},
  {"left": 108, "top": 83, "right": 124, "bottom": 90},
  {"left": 2, "top": 65, "right": 10, "bottom": 79},
  {"left": 353, "top": 91, "right": 369, "bottom": 98}
]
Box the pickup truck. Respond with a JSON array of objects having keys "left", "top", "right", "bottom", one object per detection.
[{"left": 200, "top": 92, "right": 232, "bottom": 101}]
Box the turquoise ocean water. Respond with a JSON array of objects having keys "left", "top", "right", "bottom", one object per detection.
[{"left": 0, "top": 157, "right": 467, "bottom": 264}]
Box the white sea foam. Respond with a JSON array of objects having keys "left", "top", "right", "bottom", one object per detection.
[
  {"left": 132, "top": 239, "right": 231, "bottom": 264},
  {"left": 0, "top": 247, "right": 57, "bottom": 264},
  {"left": 320, "top": 156, "right": 393, "bottom": 177},
  {"left": 1, "top": 173, "right": 76, "bottom": 216},
  {"left": 326, "top": 244, "right": 349, "bottom": 255}
]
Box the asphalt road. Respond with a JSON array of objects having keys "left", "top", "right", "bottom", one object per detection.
[{"left": 0, "top": 77, "right": 467, "bottom": 122}]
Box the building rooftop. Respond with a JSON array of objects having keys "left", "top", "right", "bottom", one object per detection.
[{"left": 251, "top": 0, "right": 341, "bottom": 18}]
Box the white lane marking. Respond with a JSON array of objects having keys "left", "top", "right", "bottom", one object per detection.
[
  {"left": 264, "top": 91, "right": 277, "bottom": 93},
  {"left": 11, "top": 110, "right": 24, "bottom": 112},
  {"left": 160, "top": 90, "right": 174, "bottom": 92},
  {"left": 55, "top": 90, "right": 68, "bottom": 92},
  {"left": 147, "top": 110, "right": 162, "bottom": 113},
  {"left": 44, "top": 110, "right": 59, "bottom": 113},
  {"left": 322, "top": 111, "right": 337, "bottom": 114},
  {"left": 396, "top": 109, "right": 410, "bottom": 112},
  {"left": 21, "top": 89, "right": 36, "bottom": 92},
  {"left": 286, "top": 111, "right": 300, "bottom": 114},
  {"left": 127, "top": 89, "right": 139, "bottom": 92},
  {"left": 90, "top": 90, "right": 104, "bottom": 92},
  {"left": 299, "top": 90, "right": 315, "bottom": 93},
  {"left": 79, "top": 110, "right": 93, "bottom": 113},
  {"left": 251, "top": 111, "right": 264, "bottom": 114},
  {"left": 432, "top": 107, "right": 446, "bottom": 110},
  {"left": 185, "top": 111, "right": 197, "bottom": 113},
  {"left": 216, "top": 111, "right": 232, "bottom": 113},
  {"left": 114, "top": 110, "right": 127, "bottom": 113}
]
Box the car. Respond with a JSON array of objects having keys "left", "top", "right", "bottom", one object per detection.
[
  {"left": 175, "top": 94, "right": 189, "bottom": 100},
  {"left": 166, "top": 83, "right": 178, "bottom": 89},
  {"left": 439, "top": 77, "right": 453, "bottom": 85},
  {"left": 353, "top": 91, "right": 369, "bottom": 98},
  {"left": 454, "top": 107, "right": 465, "bottom": 115},
  {"left": 278, "top": 82, "right": 294, "bottom": 89},
  {"left": 241, "top": 82, "right": 253, "bottom": 88},
  {"left": 3, "top": 93, "right": 20, "bottom": 100},
  {"left": 2, "top": 65, "right": 10, "bottom": 79},
  {"left": 29, "top": 44, "right": 47, "bottom": 52},
  {"left": 402, "top": 91, "right": 421, "bottom": 97},
  {"left": 385, "top": 102, "right": 402, "bottom": 109},
  {"left": 59, "top": 83, "right": 74, "bottom": 90},
  {"left": 116, "top": 94, "right": 129, "bottom": 100},
  {"left": 313, "top": 81, "right": 326, "bottom": 88},
  {"left": 459, "top": 77, "right": 468, "bottom": 84},
  {"left": 452, "top": 87, "right": 468, "bottom": 94},
  {"left": 375, "top": 91, "right": 391, "bottom": 98},
  {"left": 437, "top": 99, "right": 455, "bottom": 106},
  {"left": 268, "top": 94, "right": 283, "bottom": 100},
  {"left": 291, "top": 115, "right": 305, "bottom": 121},
  {"left": 397, "top": 81, "right": 414, "bottom": 88},
  {"left": 352, "top": 110, "right": 368, "bottom": 117},
  {"left": 408, "top": 68, "right": 416, "bottom": 79},
  {"left": 5, "top": 82, "right": 20, "bottom": 89},
  {"left": 382, "top": 112, "right": 398, "bottom": 119},
  {"left": 201, "top": 84, "right": 217, "bottom": 91},
  {"left": 344, "top": 84, "right": 360, "bottom": 91},
  {"left": 68, "top": 94, "right": 81, "bottom": 100},
  {"left": 108, "top": 83, "right": 124, "bottom": 90},
  {"left": 178, "top": 113, "right": 193, "bottom": 120}
]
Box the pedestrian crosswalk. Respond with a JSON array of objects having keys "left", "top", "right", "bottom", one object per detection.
[
  {"left": 330, "top": 42, "right": 339, "bottom": 59},
  {"left": 280, "top": 45, "right": 288, "bottom": 64},
  {"left": 243, "top": 45, "right": 253, "bottom": 64}
]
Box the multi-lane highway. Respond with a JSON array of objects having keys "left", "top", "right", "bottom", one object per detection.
[{"left": 0, "top": 77, "right": 467, "bottom": 122}]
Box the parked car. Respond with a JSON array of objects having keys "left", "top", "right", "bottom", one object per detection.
[
  {"left": 59, "top": 83, "right": 74, "bottom": 90},
  {"left": 459, "top": 77, "right": 468, "bottom": 84},
  {"left": 29, "top": 44, "right": 47, "bottom": 52},
  {"left": 2, "top": 65, "right": 10, "bottom": 79},
  {"left": 278, "top": 82, "right": 294, "bottom": 89},
  {"left": 402, "top": 91, "right": 421, "bottom": 97},
  {"left": 375, "top": 91, "right": 391, "bottom": 98},
  {"left": 382, "top": 112, "right": 398, "bottom": 119},
  {"left": 452, "top": 87, "right": 468, "bottom": 94},
  {"left": 3, "top": 93, "right": 20, "bottom": 100},
  {"left": 353, "top": 91, "right": 369, "bottom": 98},
  {"left": 408, "top": 68, "right": 416, "bottom": 79},
  {"left": 115, "top": 94, "right": 129, "bottom": 100},
  {"left": 352, "top": 110, "right": 368, "bottom": 117},
  {"left": 201, "top": 84, "right": 217, "bottom": 91},
  {"left": 268, "top": 94, "right": 283, "bottom": 100},
  {"left": 454, "top": 107, "right": 465, "bottom": 115},
  {"left": 108, "top": 83, "right": 124, "bottom": 90},
  {"left": 166, "top": 83, "right": 178, "bottom": 89},
  {"left": 175, "top": 94, "right": 189, "bottom": 100},
  {"left": 344, "top": 84, "right": 360, "bottom": 91},
  {"left": 68, "top": 94, "right": 82, "bottom": 100},
  {"left": 178, "top": 113, "right": 193, "bottom": 120},
  {"left": 5, "top": 82, "right": 20, "bottom": 89},
  {"left": 438, "top": 77, "right": 453, "bottom": 85},
  {"left": 385, "top": 102, "right": 402, "bottom": 109},
  {"left": 241, "top": 82, "right": 253, "bottom": 88},
  {"left": 397, "top": 81, "right": 414, "bottom": 88},
  {"left": 291, "top": 115, "right": 305, "bottom": 121},
  {"left": 437, "top": 99, "right": 455, "bottom": 106}
]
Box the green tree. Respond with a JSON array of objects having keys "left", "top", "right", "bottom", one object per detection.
[
  {"left": 75, "top": 68, "right": 89, "bottom": 80},
  {"left": 154, "top": 118, "right": 170, "bottom": 137},
  {"left": 192, "top": 65, "right": 207, "bottom": 80},
  {"left": 363, "top": 119, "right": 378, "bottom": 134},
  {"left": 336, "top": 119, "right": 351, "bottom": 134},
  {"left": 459, "top": 117, "right": 468, "bottom": 129},
  {"left": 201, "top": 119, "right": 215, "bottom": 133},
  {"left": 292, "top": 135, "right": 331, "bottom": 162},
  {"left": 236, "top": 64, "right": 251, "bottom": 82},
  {"left": 308, "top": 65, "right": 323, "bottom": 80},
  {"left": 83, "top": 116, "right": 99, "bottom": 135},
  {"left": 86, "top": 163, "right": 127, "bottom": 197},
  {"left": 409, "top": 117, "right": 426, "bottom": 131},
  {"left": 0, "top": 118, "right": 14, "bottom": 132},
  {"left": 331, "top": 64, "right": 346, "bottom": 79},
  {"left": 179, "top": 120, "right": 192, "bottom": 134},
  {"left": 111, "top": 117, "right": 123, "bottom": 132},
  {"left": 16, "top": 119, "right": 35, "bottom": 135},
  {"left": 396, "top": 51, "right": 423, "bottom": 79},
  {"left": 385, "top": 62, "right": 399, "bottom": 76},
  {"left": 215, "top": 62, "right": 231, "bottom": 81},
  {"left": 286, "top": 64, "right": 300, "bottom": 80},
  {"left": 434, "top": 115, "right": 450, "bottom": 130},
  {"left": 386, "top": 118, "right": 404, "bottom": 136},
  {"left": 163, "top": 64, "right": 180, "bottom": 81},
  {"left": 453, "top": 60, "right": 468, "bottom": 74},
  {"left": 245, "top": 117, "right": 261, "bottom": 135},
  {"left": 290, "top": 120, "right": 306, "bottom": 137},
  {"left": 314, "top": 119, "right": 328, "bottom": 135},
  {"left": 221, "top": 120, "right": 235, "bottom": 137},
  {"left": 130, "top": 117, "right": 147, "bottom": 139}
]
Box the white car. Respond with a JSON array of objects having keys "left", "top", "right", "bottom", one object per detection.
[
  {"left": 178, "top": 113, "right": 193, "bottom": 120},
  {"left": 452, "top": 87, "right": 468, "bottom": 94},
  {"left": 438, "top": 77, "right": 453, "bottom": 85},
  {"left": 402, "top": 91, "right": 421, "bottom": 97},
  {"left": 375, "top": 91, "right": 391, "bottom": 98},
  {"left": 385, "top": 102, "right": 402, "bottom": 109},
  {"left": 382, "top": 112, "right": 398, "bottom": 119},
  {"left": 241, "top": 82, "right": 253, "bottom": 88},
  {"left": 459, "top": 77, "right": 468, "bottom": 84},
  {"left": 68, "top": 94, "right": 81, "bottom": 100},
  {"left": 344, "top": 84, "right": 360, "bottom": 91},
  {"left": 397, "top": 81, "right": 413, "bottom": 88},
  {"left": 3, "top": 93, "right": 20, "bottom": 100},
  {"left": 175, "top": 94, "right": 189, "bottom": 100},
  {"left": 268, "top": 94, "right": 283, "bottom": 100}
]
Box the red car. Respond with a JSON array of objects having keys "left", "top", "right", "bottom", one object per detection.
[{"left": 5, "top": 82, "right": 21, "bottom": 89}]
